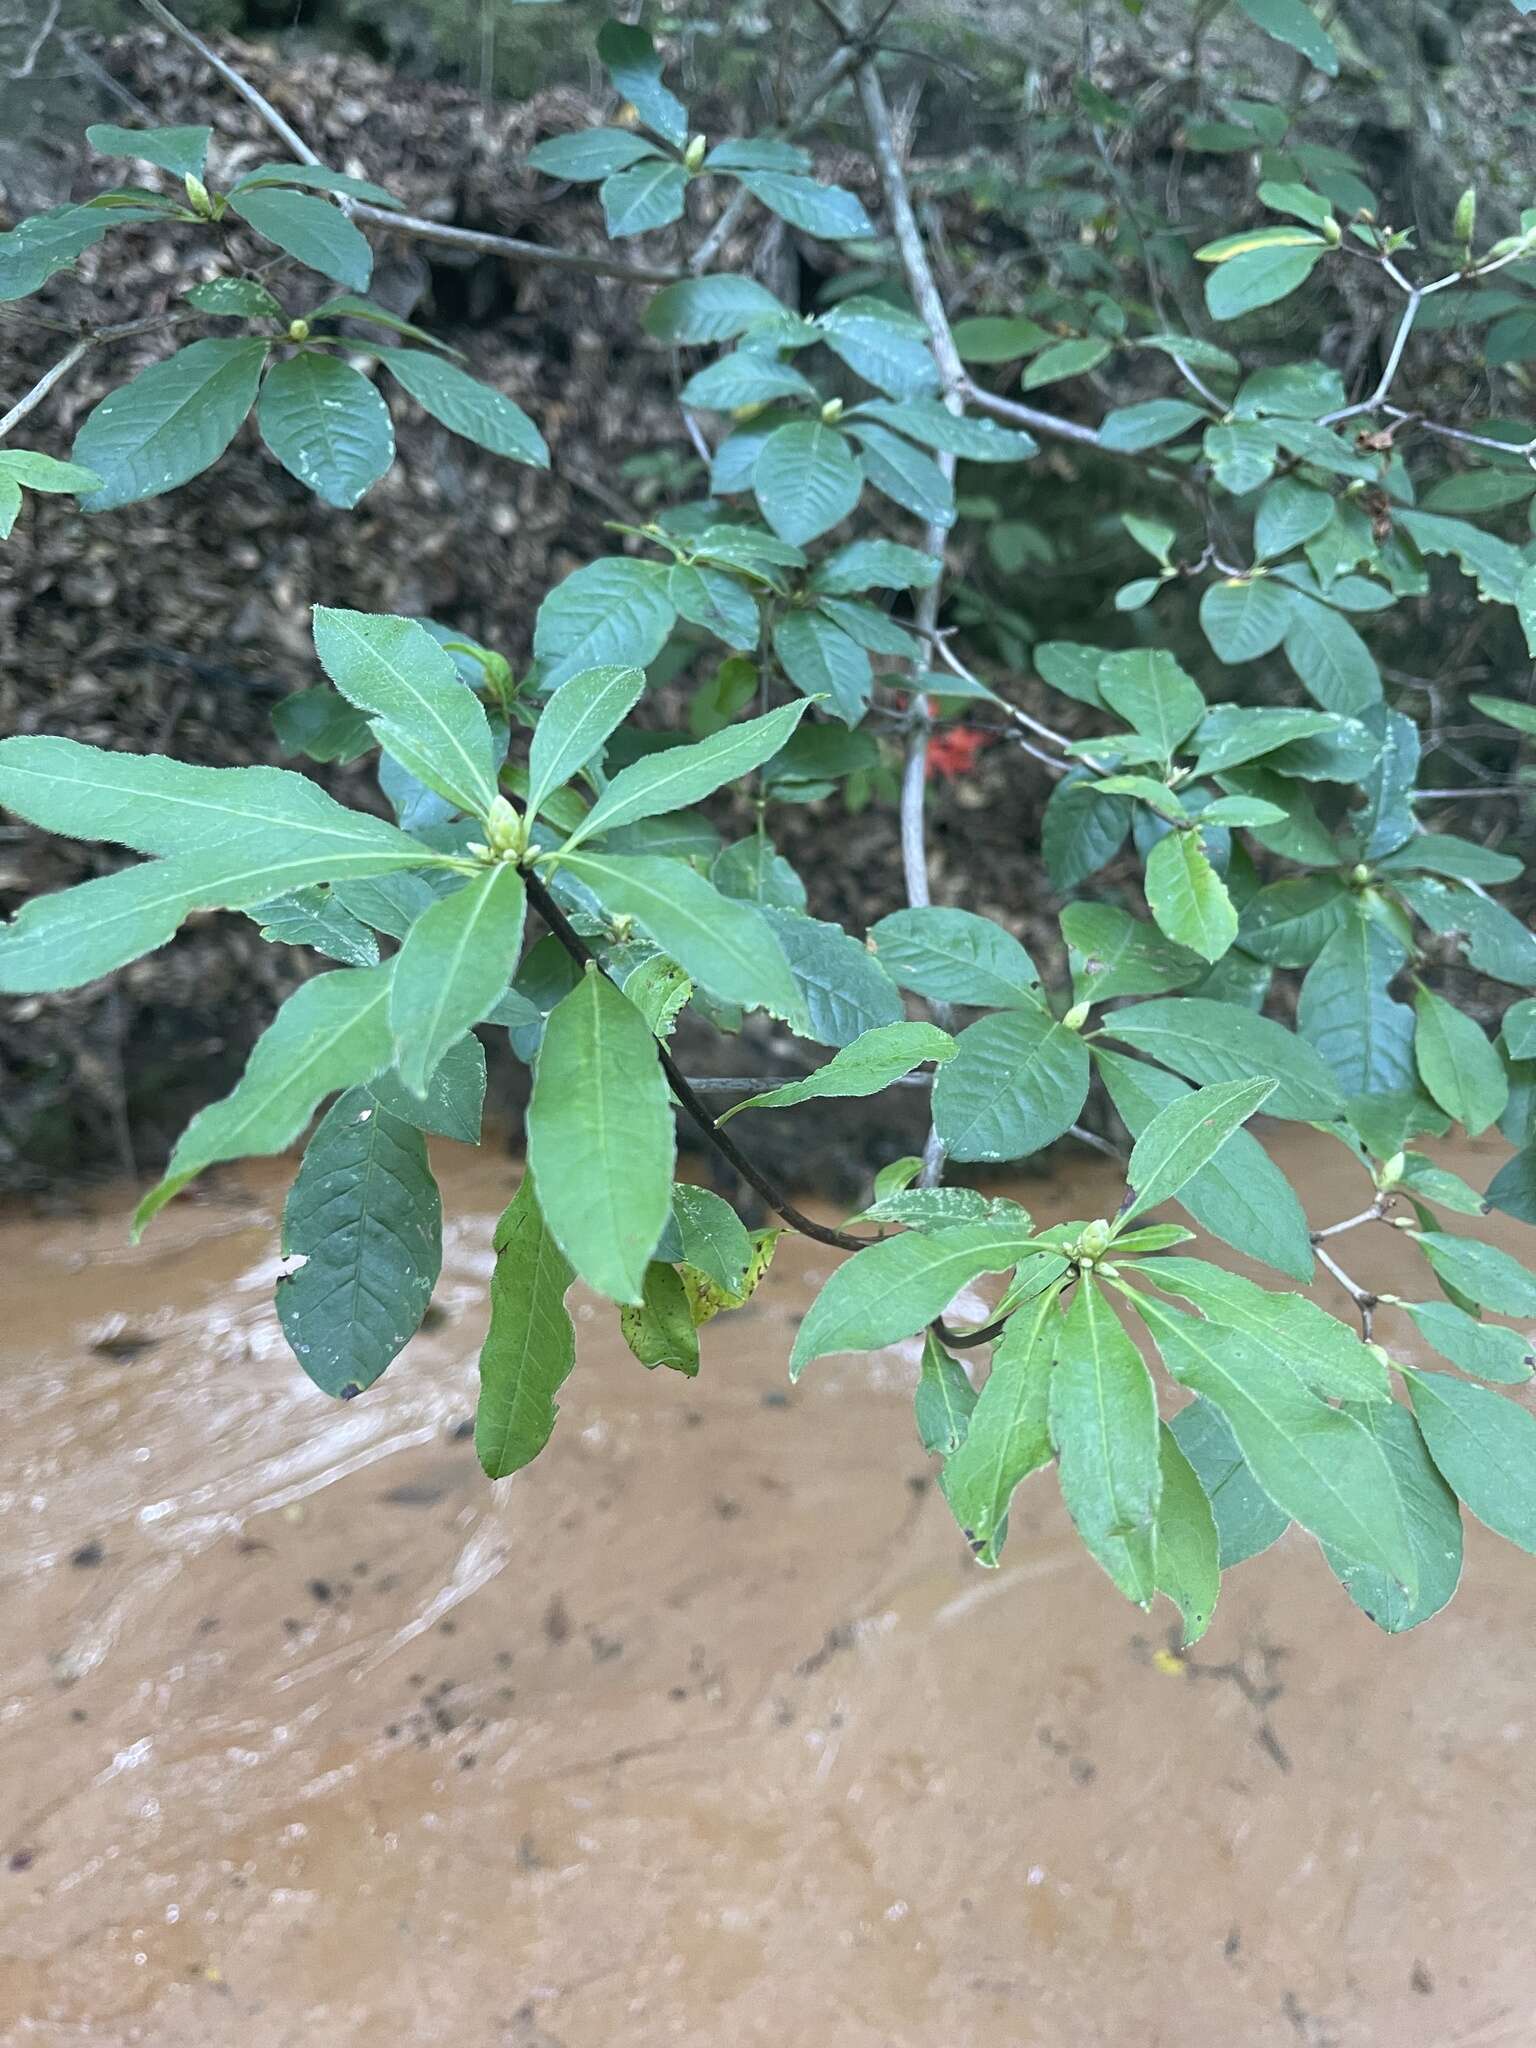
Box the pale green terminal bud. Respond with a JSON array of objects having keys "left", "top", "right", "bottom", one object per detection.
[
  {"left": 683, "top": 133, "right": 708, "bottom": 172},
  {"left": 1322, "top": 215, "right": 1342, "bottom": 247},
  {"left": 1454, "top": 186, "right": 1477, "bottom": 247},
  {"left": 184, "top": 172, "right": 214, "bottom": 219},
  {"left": 1062, "top": 1000, "right": 1091, "bottom": 1032},
  {"left": 1349, "top": 862, "right": 1372, "bottom": 887},
  {"left": 819, "top": 396, "right": 845, "bottom": 425},
  {"left": 481, "top": 794, "right": 525, "bottom": 860},
  {"left": 287, "top": 318, "right": 311, "bottom": 344},
  {"left": 1078, "top": 1218, "right": 1113, "bottom": 1260},
  {"left": 1379, "top": 1150, "right": 1406, "bottom": 1189}
]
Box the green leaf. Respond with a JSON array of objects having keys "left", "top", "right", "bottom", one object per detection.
[
  {"left": 71, "top": 338, "right": 267, "bottom": 510},
  {"left": 601, "top": 158, "right": 689, "bottom": 237},
  {"left": 1399, "top": 1299, "right": 1532, "bottom": 1385},
  {"left": 1134, "top": 1255, "right": 1389, "bottom": 1402},
  {"left": 389, "top": 864, "right": 525, "bottom": 1096},
  {"left": 1098, "top": 648, "right": 1205, "bottom": 756},
  {"left": 951, "top": 314, "right": 1050, "bottom": 362},
  {"left": 704, "top": 140, "right": 812, "bottom": 174},
  {"left": 753, "top": 421, "right": 861, "bottom": 545},
  {"left": 771, "top": 611, "right": 870, "bottom": 725},
  {"left": 733, "top": 170, "right": 874, "bottom": 240},
  {"left": 1035, "top": 641, "right": 1109, "bottom": 708},
  {"left": 1255, "top": 476, "right": 1334, "bottom": 559},
  {"left": 228, "top": 163, "right": 403, "bottom": 209},
  {"left": 1486, "top": 1147, "right": 1536, "bottom": 1226},
  {"left": 86, "top": 121, "right": 212, "bottom": 176},
  {"left": 529, "top": 127, "right": 663, "bottom": 181},
  {"left": 185, "top": 276, "right": 283, "bottom": 319},
  {"left": 563, "top": 698, "right": 809, "bottom": 850},
  {"left": 527, "top": 664, "right": 645, "bottom": 816},
  {"left": 809, "top": 544, "right": 936, "bottom": 602},
  {"left": 533, "top": 558, "right": 677, "bottom": 691},
  {"left": 1281, "top": 591, "right": 1380, "bottom": 713},
  {"left": 1205, "top": 242, "right": 1324, "bottom": 319},
  {"left": 820, "top": 302, "right": 938, "bottom": 401},
  {"left": 309, "top": 293, "right": 457, "bottom": 352},
  {"left": 849, "top": 397, "right": 1037, "bottom": 462},
  {"left": 1199, "top": 577, "right": 1292, "bottom": 663},
  {"left": 661, "top": 1184, "right": 754, "bottom": 1295},
  {"left": 525, "top": 967, "right": 674, "bottom": 1304},
  {"left": 1021, "top": 337, "right": 1110, "bottom": 388},
  {"left": 869, "top": 906, "right": 1039, "bottom": 1009},
  {"left": 1169, "top": 1399, "right": 1290, "bottom": 1567},
  {"left": 619, "top": 1262, "right": 701, "bottom": 1375},
  {"left": 1407, "top": 1369, "right": 1536, "bottom": 1554},
  {"left": 1050, "top": 1279, "right": 1160, "bottom": 1605},
  {"left": 1414, "top": 987, "right": 1508, "bottom": 1136},
  {"left": 1136, "top": 332, "right": 1241, "bottom": 375},
  {"left": 643, "top": 273, "right": 782, "bottom": 341},
  {"left": 277, "top": 1088, "right": 441, "bottom": 1398},
  {"left": 915, "top": 1329, "right": 979, "bottom": 1456},
  {"left": 1133, "top": 1289, "right": 1415, "bottom": 1588},
  {"left": 597, "top": 19, "right": 687, "bottom": 146},
  {"left": 759, "top": 905, "right": 903, "bottom": 1045},
  {"left": 228, "top": 185, "right": 372, "bottom": 291},
  {"left": 0, "top": 450, "right": 103, "bottom": 495},
  {"left": 1041, "top": 780, "right": 1131, "bottom": 888},
  {"left": 1257, "top": 179, "right": 1334, "bottom": 229},
  {"left": 939, "top": 1285, "right": 1061, "bottom": 1563},
  {"left": 718, "top": 1021, "right": 954, "bottom": 1122},
  {"left": 1144, "top": 831, "right": 1237, "bottom": 963},
  {"left": 1321, "top": 1400, "right": 1462, "bottom": 1632},
  {"left": 1235, "top": 0, "right": 1339, "bottom": 73},
  {"left": 1204, "top": 420, "right": 1279, "bottom": 494},
  {"left": 475, "top": 1172, "right": 577, "bottom": 1478},
  {"left": 1153, "top": 1424, "right": 1221, "bottom": 1645},
  {"left": 381, "top": 349, "right": 547, "bottom": 466},
  {"left": 789, "top": 1223, "right": 1042, "bottom": 1376},
  {"left": 252, "top": 884, "right": 381, "bottom": 967},
  {"left": 311, "top": 606, "right": 500, "bottom": 818},
  {"left": 1103, "top": 996, "right": 1343, "bottom": 1120},
  {"left": 1098, "top": 399, "right": 1205, "bottom": 452},
  {"left": 933, "top": 1005, "right": 1091, "bottom": 1163},
  {"left": 135, "top": 964, "right": 396, "bottom": 1231},
  {"left": 1122, "top": 1077, "right": 1277, "bottom": 1223},
  {"left": 666, "top": 564, "right": 760, "bottom": 650},
  {"left": 0, "top": 474, "right": 20, "bottom": 538},
  {"left": 1396, "top": 877, "right": 1536, "bottom": 990},
  {"left": 0, "top": 203, "right": 114, "bottom": 302},
  {"left": 559, "top": 851, "right": 799, "bottom": 1018},
  {"left": 1382, "top": 834, "right": 1523, "bottom": 887},
  {"left": 1093, "top": 1048, "right": 1314, "bottom": 1279},
  {"left": 1417, "top": 1232, "right": 1536, "bottom": 1315},
  {"left": 369, "top": 1032, "right": 485, "bottom": 1142},
  {"left": 1239, "top": 875, "right": 1352, "bottom": 968},
  {"left": 712, "top": 834, "right": 804, "bottom": 909},
  {"left": 1062, "top": 903, "right": 1205, "bottom": 1003},
  {"left": 1507, "top": 999, "right": 1536, "bottom": 1060},
  {"left": 256, "top": 351, "right": 393, "bottom": 508},
  {"left": 844, "top": 420, "right": 955, "bottom": 527},
  {"left": 1298, "top": 916, "right": 1417, "bottom": 1099}
]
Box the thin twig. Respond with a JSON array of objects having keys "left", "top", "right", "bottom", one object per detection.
[
  {"left": 137, "top": 0, "right": 319, "bottom": 164},
  {"left": 1310, "top": 1204, "right": 1384, "bottom": 1242},
  {"left": 5, "top": 0, "right": 61, "bottom": 80},
  {"left": 0, "top": 310, "right": 191, "bottom": 443},
  {"left": 1320, "top": 287, "right": 1421, "bottom": 426},
  {"left": 1313, "top": 1242, "right": 1377, "bottom": 1338}
]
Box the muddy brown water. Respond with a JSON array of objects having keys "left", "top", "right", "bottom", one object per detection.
[{"left": 3, "top": 1133, "right": 1535, "bottom": 2047}]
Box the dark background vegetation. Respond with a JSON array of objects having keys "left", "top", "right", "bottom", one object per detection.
[{"left": 4, "top": 0, "right": 1536, "bottom": 1192}]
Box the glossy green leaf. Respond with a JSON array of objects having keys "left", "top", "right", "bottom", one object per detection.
[
  {"left": 597, "top": 20, "right": 688, "bottom": 146},
  {"left": 821, "top": 303, "right": 938, "bottom": 401},
  {"left": 1122, "top": 1077, "right": 1277, "bottom": 1223},
  {"left": 845, "top": 421, "right": 955, "bottom": 527},
  {"left": 1144, "top": 830, "right": 1238, "bottom": 962},
  {"left": 389, "top": 864, "right": 525, "bottom": 1096},
  {"left": 1407, "top": 1369, "right": 1536, "bottom": 1554},
  {"left": 932, "top": 1005, "right": 1091, "bottom": 1163},
  {"left": 369, "top": 1032, "right": 486, "bottom": 1143},
  {"left": 529, "top": 127, "right": 664, "bottom": 181},
  {"left": 277, "top": 1088, "right": 441, "bottom": 1398},
  {"left": 86, "top": 122, "right": 212, "bottom": 177},
  {"left": 135, "top": 964, "right": 396, "bottom": 1231},
  {"left": 602, "top": 158, "right": 689, "bottom": 237},
  {"left": 256, "top": 351, "right": 393, "bottom": 508},
  {"left": 1414, "top": 987, "right": 1508, "bottom": 1136},
  {"left": 1094, "top": 1048, "right": 1314, "bottom": 1279},
  {"left": 753, "top": 421, "right": 862, "bottom": 545},
  {"left": 642, "top": 273, "right": 783, "bottom": 341},
  {"left": 72, "top": 338, "right": 267, "bottom": 510},
  {"left": 1321, "top": 1400, "right": 1462, "bottom": 1632},
  {"left": 527, "top": 664, "right": 645, "bottom": 817},
  {"left": 1022, "top": 337, "right": 1110, "bottom": 388},
  {"left": 1235, "top": 0, "right": 1339, "bottom": 72},
  {"left": 1239, "top": 876, "right": 1352, "bottom": 968},
  {"left": 0, "top": 204, "right": 112, "bottom": 301},
  {"left": 475, "top": 1172, "right": 577, "bottom": 1478},
  {"left": 1050, "top": 1279, "right": 1160, "bottom": 1606},
  {"left": 1041, "top": 780, "right": 1131, "bottom": 888},
  {"left": 1297, "top": 915, "right": 1417, "bottom": 1100},
  {"left": 1398, "top": 1299, "right": 1533, "bottom": 1385},
  {"left": 1102, "top": 996, "right": 1344, "bottom": 1120},
  {"left": 1199, "top": 577, "right": 1293, "bottom": 663},
  {"left": 229, "top": 163, "right": 403, "bottom": 209},
  {"left": 312, "top": 606, "right": 501, "bottom": 818},
  {"left": 185, "top": 276, "right": 283, "bottom": 319},
  {"left": 790, "top": 1223, "right": 1041, "bottom": 1376},
  {"left": 667, "top": 564, "right": 760, "bottom": 650},
  {"left": 229, "top": 185, "right": 372, "bottom": 290},
  {"left": 1281, "top": 591, "right": 1380, "bottom": 713},
  {"left": 381, "top": 349, "right": 548, "bottom": 466},
  {"left": 771, "top": 611, "right": 870, "bottom": 725},
  {"left": 525, "top": 968, "right": 674, "bottom": 1304},
  {"left": 1098, "top": 648, "right": 1205, "bottom": 755},
  {"left": 758, "top": 905, "right": 904, "bottom": 1045},
  {"left": 939, "top": 1285, "right": 1061, "bottom": 1564},
  {"left": 915, "top": 1329, "right": 979, "bottom": 1456},
  {"left": 1133, "top": 1255, "right": 1389, "bottom": 1403},
  {"left": 850, "top": 397, "right": 1037, "bottom": 462},
  {"left": 733, "top": 169, "right": 874, "bottom": 240},
  {"left": 1205, "top": 242, "right": 1324, "bottom": 319},
  {"left": 533, "top": 558, "right": 677, "bottom": 692},
  {"left": 719, "top": 1021, "right": 953, "bottom": 1122},
  {"left": 1062, "top": 903, "right": 1204, "bottom": 1003},
  {"left": 1416, "top": 1232, "right": 1536, "bottom": 1315},
  {"left": 564, "top": 697, "right": 809, "bottom": 850},
  {"left": 619, "top": 1263, "right": 701, "bottom": 1375},
  {"left": 1169, "top": 1398, "right": 1290, "bottom": 1567},
  {"left": 1153, "top": 1423, "right": 1222, "bottom": 1644},
  {"left": 869, "top": 905, "right": 1039, "bottom": 1009}
]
